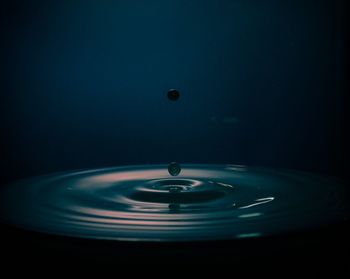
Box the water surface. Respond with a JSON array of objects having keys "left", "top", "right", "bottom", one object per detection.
[{"left": 0, "top": 164, "right": 347, "bottom": 241}]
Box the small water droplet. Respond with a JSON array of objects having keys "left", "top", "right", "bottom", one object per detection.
[
  {"left": 167, "top": 89, "right": 180, "bottom": 101},
  {"left": 168, "top": 162, "right": 181, "bottom": 176}
]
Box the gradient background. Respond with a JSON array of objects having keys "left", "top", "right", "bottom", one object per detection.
[
  {"left": 0, "top": 0, "right": 348, "bottom": 185},
  {"left": 0, "top": 0, "right": 349, "bottom": 271}
]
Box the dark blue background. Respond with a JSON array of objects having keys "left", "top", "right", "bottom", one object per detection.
[{"left": 0, "top": 0, "right": 348, "bottom": 183}]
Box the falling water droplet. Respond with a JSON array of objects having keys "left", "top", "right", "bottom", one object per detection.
[
  {"left": 167, "top": 89, "right": 180, "bottom": 101},
  {"left": 168, "top": 162, "right": 181, "bottom": 176}
]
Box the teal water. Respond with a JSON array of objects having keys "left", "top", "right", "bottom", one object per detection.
[{"left": 0, "top": 164, "right": 347, "bottom": 241}]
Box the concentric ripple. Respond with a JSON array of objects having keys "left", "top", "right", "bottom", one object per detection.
[{"left": 0, "top": 164, "right": 348, "bottom": 241}]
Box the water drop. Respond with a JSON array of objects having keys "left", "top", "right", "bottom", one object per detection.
[
  {"left": 168, "top": 162, "right": 181, "bottom": 176},
  {"left": 167, "top": 89, "right": 180, "bottom": 101}
]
